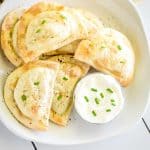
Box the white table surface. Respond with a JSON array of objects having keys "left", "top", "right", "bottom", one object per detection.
[{"left": 0, "top": 0, "right": 150, "bottom": 150}]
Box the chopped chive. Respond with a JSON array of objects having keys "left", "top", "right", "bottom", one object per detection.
[
  {"left": 34, "top": 81, "right": 40, "bottom": 86},
  {"left": 89, "top": 43, "right": 93, "bottom": 47},
  {"left": 62, "top": 77, "right": 68, "bottom": 81},
  {"left": 106, "top": 88, "right": 113, "bottom": 93},
  {"left": 111, "top": 103, "right": 116, "bottom": 106},
  {"left": 41, "top": 20, "right": 46, "bottom": 25},
  {"left": 84, "top": 96, "right": 89, "bottom": 102},
  {"left": 60, "top": 14, "right": 67, "bottom": 19},
  {"left": 57, "top": 95, "right": 62, "bottom": 101},
  {"left": 117, "top": 45, "right": 122, "bottom": 50},
  {"left": 92, "top": 110, "right": 97, "bottom": 116},
  {"left": 106, "top": 109, "right": 111, "bottom": 112},
  {"left": 95, "top": 98, "right": 100, "bottom": 104},
  {"left": 100, "top": 92, "right": 104, "bottom": 98},
  {"left": 21, "top": 95, "right": 27, "bottom": 101},
  {"left": 91, "top": 88, "right": 97, "bottom": 92},
  {"left": 36, "top": 29, "right": 41, "bottom": 33},
  {"left": 110, "top": 99, "right": 115, "bottom": 102},
  {"left": 100, "top": 46, "right": 106, "bottom": 49},
  {"left": 120, "top": 61, "right": 125, "bottom": 64}
]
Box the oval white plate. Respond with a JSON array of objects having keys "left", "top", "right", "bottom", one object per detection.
[{"left": 0, "top": 0, "right": 150, "bottom": 145}]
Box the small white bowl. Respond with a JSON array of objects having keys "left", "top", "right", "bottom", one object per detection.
[{"left": 0, "top": 0, "right": 149, "bottom": 145}]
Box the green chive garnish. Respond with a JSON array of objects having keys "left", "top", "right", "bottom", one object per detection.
[
  {"left": 62, "top": 77, "right": 68, "bottom": 81},
  {"left": 34, "top": 81, "right": 40, "bottom": 86},
  {"left": 41, "top": 20, "right": 46, "bottom": 25},
  {"left": 106, "top": 88, "right": 113, "bottom": 93},
  {"left": 84, "top": 96, "right": 89, "bottom": 102},
  {"left": 110, "top": 99, "right": 115, "bottom": 102},
  {"left": 92, "top": 110, "right": 97, "bottom": 116},
  {"left": 120, "top": 61, "right": 125, "bottom": 64},
  {"left": 111, "top": 103, "right": 116, "bottom": 106},
  {"left": 57, "top": 95, "right": 62, "bottom": 101},
  {"left": 60, "top": 14, "right": 67, "bottom": 19},
  {"left": 95, "top": 98, "right": 100, "bottom": 104},
  {"left": 100, "top": 92, "right": 104, "bottom": 98},
  {"left": 36, "top": 29, "right": 41, "bottom": 33},
  {"left": 89, "top": 43, "right": 94, "bottom": 47},
  {"left": 117, "top": 45, "right": 122, "bottom": 50},
  {"left": 100, "top": 46, "right": 106, "bottom": 49},
  {"left": 21, "top": 95, "right": 27, "bottom": 101},
  {"left": 106, "top": 109, "right": 111, "bottom": 112},
  {"left": 91, "top": 88, "right": 97, "bottom": 92}
]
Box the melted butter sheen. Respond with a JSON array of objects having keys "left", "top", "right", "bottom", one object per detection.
[
  {"left": 74, "top": 73, "right": 124, "bottom": 123},
  {"left": 14, "top": 67, "right": 54, "bottom": 120}
]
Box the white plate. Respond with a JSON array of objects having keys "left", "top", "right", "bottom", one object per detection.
[{"left": 0, "top": 0, "right": 150, "bottom": 145}]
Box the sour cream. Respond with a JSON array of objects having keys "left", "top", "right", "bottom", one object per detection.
[{"left": 74, "top": 73, "right": 124, "bottom": 123}]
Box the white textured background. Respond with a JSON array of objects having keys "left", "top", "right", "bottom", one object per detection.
[{"left": 0, "top": 0, "right": 149, "bottom": 150}]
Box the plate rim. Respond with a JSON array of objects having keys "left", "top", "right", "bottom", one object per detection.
[{"left": 0, "top": 0, "right": 150, "bottom": 145}]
